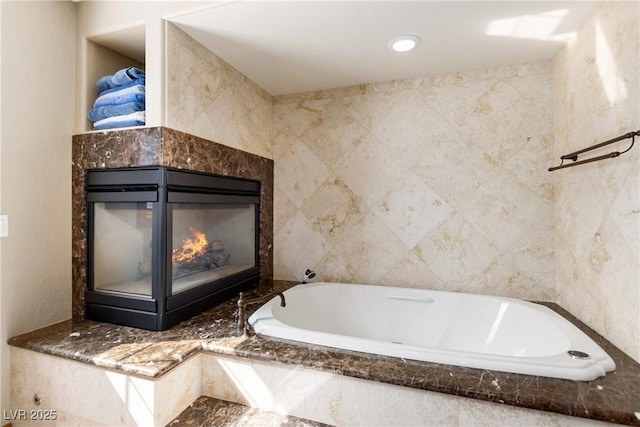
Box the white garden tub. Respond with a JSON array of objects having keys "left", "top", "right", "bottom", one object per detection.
[{"left": 248, "top": 282, "right": 615, "bottom": 381}]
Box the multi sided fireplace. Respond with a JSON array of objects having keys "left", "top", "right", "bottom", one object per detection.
[{"left": 85, "top": 166, "right": 260, "bottom": 330}]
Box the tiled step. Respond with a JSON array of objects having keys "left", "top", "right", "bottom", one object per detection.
[{"left": 167, "top": 396, "right": 333, "bottom": 427}]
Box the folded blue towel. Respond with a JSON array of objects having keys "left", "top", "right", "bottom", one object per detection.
[
  {"left": 87, "top": 101, "right": 145, "bottom": 122},
  {"left": 98, "top": 77, "right": 145, "bottom": 96},
  {"left": 94, "top": 85, "right": 145, "bottom": 107},
  {"left": 94, "top": 92, "right": 145, "bottom": 108},
  {"left": 93, "top": 111, "right": 145, "bottom": 130},
  {"left": 112, "top": 67, "right": 145, "bottom": 86},
  {"left": 96, "top": 67, "right": 146, "bottom": 92}
]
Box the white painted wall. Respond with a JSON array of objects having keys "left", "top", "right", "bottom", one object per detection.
[{"left": 0, "top": 0, "right": 76, "bottom": 416}]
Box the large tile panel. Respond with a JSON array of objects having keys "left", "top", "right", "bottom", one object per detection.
[{"left": 273, "top": 62, "right": 555, "bottom": 301}]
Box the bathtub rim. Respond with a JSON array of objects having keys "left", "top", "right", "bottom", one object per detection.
[{"left": 249, "top": 281, "right": 616, "bottom": 381}]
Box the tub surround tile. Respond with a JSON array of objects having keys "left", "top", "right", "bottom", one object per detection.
[
  {"left": 275, "top": 140, "right": 330, "bottom": 209},
  {"left": 297, "top": 98, "right": 368, "bottom": 172},
  {"left": 71, "top": 126, "right": 274, "bottom": 320},
  {"left": 274, "top": 211, "right": 331, "bottom": 281},
  {"left": 372, "top": 172, "right": 452, "bottom": 249},
  {"left": 552, "top": 1, "right": 639, "bottom": 362},
  {"left": 328, "top": 211, "right": 408, "bottom": 284},
  {"left": 273, "top": 62, "right": 555, "bottom": 302},
  {"left": 299, "top": 176, "right": 364, "bottom": 246},
  {"left": 334, "top": 139, "right": 408, "bottom": 212},
  {"left": 9, "top": 281, "right": 640, "bottom": 426},
  {"left": 414, "top": 212, "right": 498, "bottom": 286}
]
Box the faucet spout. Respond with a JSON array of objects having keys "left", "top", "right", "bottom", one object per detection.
[{"left": 237, "top": 291, "right": 286, "bottom": 336}]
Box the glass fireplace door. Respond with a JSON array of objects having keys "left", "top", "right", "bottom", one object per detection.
[
  {"left": 92, "top": 201, "right": 155, "bottom": 297},
  {"left": 170, "top": 201, "right": 257, "bottom": 295},
  {"left": 85, "top": 166, "right": 261, "bottom": 331}
]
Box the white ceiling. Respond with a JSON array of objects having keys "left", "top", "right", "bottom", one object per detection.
[{"left": 168, "top": 1, "right": 601, "bottom": 96}]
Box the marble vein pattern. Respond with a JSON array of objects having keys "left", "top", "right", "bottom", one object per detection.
[
  {"left": 71, "top": 127, "right": 274, "bottom": 320},
  {"left": 272, "top": 61, "right": 555, "bottom": 302},
  {"left": 168, "top": 396, "right": 330, "bottom": 427},
  {"left": 552, "top": 1, "right": 640, "bottom": 362},
  {"left": 8, "top": 281, "right": 640, "bottom": 426}
]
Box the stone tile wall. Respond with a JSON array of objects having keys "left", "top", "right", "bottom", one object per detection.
[
  {"left": 165, "top": 22, "right": 273, "bottom": 160},
  {"left": 162, "top": 15, "right": 558, "bottom": 304},
  {"left": 273, "top": 63, "right": 555, "bottom": 301},
  {"left": 552, "top": 1, "right": 640, "bottom": 362}
]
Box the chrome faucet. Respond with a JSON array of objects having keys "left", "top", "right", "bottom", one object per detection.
[{"left": 237, "top": 291, "right": 286, "bottom": 336}]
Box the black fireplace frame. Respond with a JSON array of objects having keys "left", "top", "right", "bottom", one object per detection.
[{"left": 85, "top": 166, "right": 260, "bottom": 330}]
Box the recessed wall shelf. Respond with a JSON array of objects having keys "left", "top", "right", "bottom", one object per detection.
[
  {"left": 548, "top": 130, "right": 639, "bottom": 172},
  {"left": 84, "top": 24, "right": 146, "bottom": 133}
]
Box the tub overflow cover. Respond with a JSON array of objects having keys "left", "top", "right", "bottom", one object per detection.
[{"left": 567, "top": 350, "right": 590, "bottom": 359}]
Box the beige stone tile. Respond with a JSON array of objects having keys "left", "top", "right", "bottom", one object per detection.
[
  {"left": 272, "top": 114, "right": 300, "bottom": 162},
  {"left": 274, "top": 211, "right": 330, "bottom": 280},
  {"left": 379, "top": 249, "right": 444, "bottom": 289},
  {"left": 298, "top": 98, "right": 369, "bottom": 171},
  {"left": 275, "top": 140, "right": 330, "bottom": 209},
  {"left": 272, "top": 98, "right": 327, "bottom": 138},
  {"left": 165, "top": 23, "right": 272, "bottom": 159},
  {"left": 335, "top": 138, "right": 408, "bottom": 211},
  {"left": 329, "top": 212, "right": 410, "bottom": 284},
  {"left": 609, "top": 158, "right": 640, "bottom": 260},
  {"left": 372, "top": 172, "right": 452, "bottom": 249},
  {"left": 340, "top": 376, "right": 459, "bottom": 426},
  {"left": 300, "top": 176, "right": 364, "bottom": 245},
  {"left": 414, "top": 212, "right": 498, "bottom": 285},
  {"left": 274, "top": 186, "right": 298, "bottom": 236},
  {"left": 201, "top": 355, "right": 250, "bottom": 406},
  {"left": 155, "top": 355, "right": 202, "bottom": 426},
  {"left": 457, "top": 169, "right": 552, "bottom": 252}
]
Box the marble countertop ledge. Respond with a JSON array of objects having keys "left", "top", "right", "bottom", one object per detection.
[
  {"left": 8, "top": 280, "right": 640, "bottom": 426},
  {"left": 168, "top": 396, "right": 330, "bottom": 427}
]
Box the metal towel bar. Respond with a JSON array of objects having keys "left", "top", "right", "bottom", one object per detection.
[{"left": 548, "top": 130, "right": 639, "bottom": 172}]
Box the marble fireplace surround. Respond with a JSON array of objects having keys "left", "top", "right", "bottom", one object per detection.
[{"left": 71, "top": 126, "right": 274, "bottom": 319}]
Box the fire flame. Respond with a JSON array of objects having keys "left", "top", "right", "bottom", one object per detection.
[{"left": 172, "top": 227, "right": 209, "bottom": 263}]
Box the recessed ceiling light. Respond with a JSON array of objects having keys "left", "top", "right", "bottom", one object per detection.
[{"left": 388, "top": 34, "right": 421, "bottom": 52}]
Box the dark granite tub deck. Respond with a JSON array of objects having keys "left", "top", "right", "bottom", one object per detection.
[
  {"left": 9, "top": 280, "right": 640, "bottom": 426},
  {"left": 168, "top": 396, "right": 330, "bottom": 427}
]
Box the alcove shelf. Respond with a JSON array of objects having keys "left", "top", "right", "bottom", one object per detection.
[{"left": 84, "top": 24, "right": 146, "bottom": 133}]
